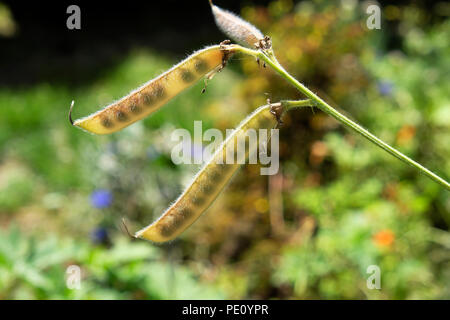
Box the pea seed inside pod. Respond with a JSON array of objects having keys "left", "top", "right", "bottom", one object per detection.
[
  {"left": 135, "top": 103, "right": 282, "bottom": 243},
  {"left": 71, "top": 45, "right": 234, "bottom": 135}
]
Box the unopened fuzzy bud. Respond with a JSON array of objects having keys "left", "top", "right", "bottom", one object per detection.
[{"left": 209, "top": 0, "right": 264, "bottom": 49}]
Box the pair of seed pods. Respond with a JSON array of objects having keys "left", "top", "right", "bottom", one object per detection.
[{"left": 71, "top": 1, "right": 281, "bottom": 242}]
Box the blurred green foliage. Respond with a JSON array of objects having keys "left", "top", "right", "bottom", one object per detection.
[
  {"left": 0, "top": 227, "right": 224, "bottom": 299},
  {"left": 0, "top": 0, "right": 449, "bottom": 299}
]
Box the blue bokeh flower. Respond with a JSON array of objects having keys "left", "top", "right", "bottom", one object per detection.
[
  {"left": 90, "top": 189, "right": 113, "bottom": 209},
  {"left": 377, "top": 80, "right": 394, "bottom": 96},
  {"left": 90, "top": 227, "right": 109, "bottom": 244}
]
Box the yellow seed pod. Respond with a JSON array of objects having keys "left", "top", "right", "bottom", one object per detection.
[
  {"left": 135, "top": 103, "right": 283, "bottom": 242},
  {"left": 209, "top": 0, "right": 264, "bottom": 49},
  {"left": 70, "top": 45, "right": 234, "bottom": 134}
]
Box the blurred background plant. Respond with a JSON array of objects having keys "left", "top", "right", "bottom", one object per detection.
[{"left": 0, "top": 0, "right": 449, "bottom": 299}]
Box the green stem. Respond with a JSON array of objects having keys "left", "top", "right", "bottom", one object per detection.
[
  {"left": 281, "top": 99, "right": 314, "bottom": 109},
  {"left": 232, "top": 45, "right": 450, "bottom": 190}
]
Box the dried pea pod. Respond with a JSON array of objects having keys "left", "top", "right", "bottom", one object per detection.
[
  {"left": 70, "top": 45, "right": 234, "bottom": 134},
  {"left": 135, "top": 103, "right": 284, "bottom": 242}
]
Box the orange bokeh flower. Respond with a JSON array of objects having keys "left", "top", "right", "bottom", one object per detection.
[{"left": 373, "top": 229, "right": 395, "bottom": 247}]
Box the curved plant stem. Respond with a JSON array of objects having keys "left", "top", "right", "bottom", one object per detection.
[{"left": 231, "top": 44, "right": 450, "bottom": 190}]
